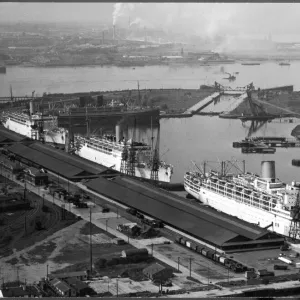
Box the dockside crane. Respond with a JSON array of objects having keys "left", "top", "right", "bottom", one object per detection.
[
  {"left": 246, "top": 90, "right": 267, "bottom": 117},
  {"left": 289, "top": 191, "right": 300, "bottom": 240},
  {"left": 150, "top": 120, "right": 160, "bottom": 182},
  {"left": 126, "top": 118, "right": 137, "bottom": 177}
]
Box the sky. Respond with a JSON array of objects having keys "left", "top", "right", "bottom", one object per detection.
[{"left": 1, "top": 3, "right": 300, "bottom": 41}]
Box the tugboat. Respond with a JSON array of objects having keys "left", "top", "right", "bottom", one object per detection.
[
  {"left": 224, "top": 72, "right": 236, "bottom": 81},
  {"left": 279, "top": 61, "right": 291, "bottom": 66}
]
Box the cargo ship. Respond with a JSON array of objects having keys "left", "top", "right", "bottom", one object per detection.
[
  {"left": 184, "top": 160, "right": 300, "bottom": 239},
  {"left": 2, "top": 103, "right": 67, "bottom": 145},
  {"left": 73, "top": 125, "right": 173, "bottom": 183},
  {"left": 58, "top": 107, "right": 160, "bottom": 127}
]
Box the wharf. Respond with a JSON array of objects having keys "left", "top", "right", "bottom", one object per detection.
[
  {"left": 241, "top": 147, "right": 276, "bottom": 154},
  {"left": 0, "top": 126, "right": 284, "bottom": 252},
  {"left": 183, "top": 92, "right": 220, "bottom": 114},
  {"left": 84, "top": 175, "right": 284, "bottom": 252},
  {"left": 234, "top": 137, "right": 300, "bottom": 148}
]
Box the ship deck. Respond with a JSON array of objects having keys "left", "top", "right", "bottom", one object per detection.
[{"left": 85, "top": 176, "right": 284, "bottom": 251}]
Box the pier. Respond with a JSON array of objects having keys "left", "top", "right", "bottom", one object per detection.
[
  {"left": 234, "top": 137, "right": 300, "bottom": 148},
  {"left": 183, "top": 92, "right": 221, "bottom": 114}
]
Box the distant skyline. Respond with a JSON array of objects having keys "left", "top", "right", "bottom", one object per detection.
[{"left": 1, "top": 3, "right": 300, "bottom": 42}]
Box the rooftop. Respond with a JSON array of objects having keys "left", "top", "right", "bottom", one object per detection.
[
  {"left": 49, "top": 271, "right": 87, "bottom": 280},
  {"left": 85, "top": 176, "right": 282, "bottom": 248}
]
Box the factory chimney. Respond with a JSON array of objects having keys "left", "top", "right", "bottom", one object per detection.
[
  {"left": 113, "top": 25, "right": 116, "bottom": 40},
  {"left": 29, "top": 100, "right": 35, "bottom": 115},
  {"left": 115, "top": 124, "right": 122, "bottom": 143},
  {"left": 144, "top": 26, "right": 147, "bottom": 43},
  {"left": 102, "top": 31, "right": 105, "bottom": 44}
]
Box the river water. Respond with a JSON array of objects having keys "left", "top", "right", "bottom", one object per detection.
[{"left": 1, "top": 62, "right": 300, "bottom": 183}]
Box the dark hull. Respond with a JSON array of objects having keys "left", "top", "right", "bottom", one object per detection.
[{"left": 58, "top": 108, "right": 160, "bottom": 127}]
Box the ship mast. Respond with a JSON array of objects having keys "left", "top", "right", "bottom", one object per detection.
[
  {"left": 150, "top": 117, "right": 154, "bottom": 153},
  {"left": 127, "top": 118, "right": 136, "bottom": 177},
  {"left": 85, "top": 105, "right": 90, "bottom": 139},
  {"left": 150, "top": 122, "right": 160, "bottom": 182},
  {"left": 137, "top": 81, "right": 141, "bottom": 107},
  {"left": 289, "top": 190, "right": 300, "bottom": 240}
]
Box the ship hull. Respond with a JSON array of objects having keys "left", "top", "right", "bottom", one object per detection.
[
  {"left": 77, "top": 144, "right": 172, "bottom": 183},
  {"left": 184, "top": 183, "right": 293, "bottom": 238},
  {"left": 4, "top": 119, "right": 66, "bottom": 145},
  {"left": 58, "top": 108, "right": 160, "bottom": 128},
  {"left": 4, "top": 119, "right": 34, "bottom": 138}
]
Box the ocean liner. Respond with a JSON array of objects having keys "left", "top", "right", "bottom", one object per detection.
[
  {"left": 2, "top": 101, "right": 67, "bottom": 145},
  {"left": 73, "top": 124, "right": 173, "bottom": 183},
  {"left": 184, "top": 160, "right": 300, "bottom": 239}
]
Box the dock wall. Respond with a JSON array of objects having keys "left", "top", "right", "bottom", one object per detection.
[{"left": 184, "top": 92, "right": 221, "bottom": 114}]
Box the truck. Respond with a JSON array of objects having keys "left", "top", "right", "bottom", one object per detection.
[
  {"left": 126, "top": 208, "right": 137, "bottom": 215},
  {"left": 74, "top": 202, "right": 88, "bottom": 208}
]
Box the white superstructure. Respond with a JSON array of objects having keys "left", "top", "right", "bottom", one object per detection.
[
  {"left": 3, "top": 111, "right": 67, "bottom": 145},
  {"left": 184, "top": 160, "right": 300, "bottom": 239},
  {"left": 74, "top": 130, "right": 173, "bottom": 183}
]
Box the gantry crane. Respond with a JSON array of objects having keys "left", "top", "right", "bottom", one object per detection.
[{"left": 289, "top": 191, "right": 300, "bottom": 240}]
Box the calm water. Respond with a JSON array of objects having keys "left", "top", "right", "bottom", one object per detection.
[{"left": 1, "top": 63, "right": 300, "bottom": 183}]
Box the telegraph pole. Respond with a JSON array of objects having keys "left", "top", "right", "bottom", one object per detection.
[
  {"left": 189, "top": 257, "right": 192, "bottom": 277},
  {"left": 89, "top": 208, "right": 93, "bottom": 276}
]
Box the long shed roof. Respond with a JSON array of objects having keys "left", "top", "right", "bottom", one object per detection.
[
  {"left": 85, "top": 177, "right": 242, "bottom": 246},
  {"left": 7, "top": 143, "right": 85, "bottom": 178}
]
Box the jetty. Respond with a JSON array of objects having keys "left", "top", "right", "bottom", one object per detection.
[
  {"left": 183, "top": 92, "right": 220, "bottom": 114},
  {"left": 234, "top": 137, "right": 300, "bottom": 148}
]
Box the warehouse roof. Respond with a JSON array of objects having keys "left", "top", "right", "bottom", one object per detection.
[
  {"left": 118, "top": 177, "right": 265, "bottom": 240},
  {"left": 85, "top": 176, "right": 275, "bottom": 247},
  {"left": 7, "top": 143, "right": 86, "bottom": 179},
  {"left": 28, "top": 143, "right": 106, "bottom": 175}
]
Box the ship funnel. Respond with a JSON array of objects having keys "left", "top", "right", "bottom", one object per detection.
[
  {"left": 261, "top": 161, "right": 276, "bottom": 182},
  {"left": 116, "top": 124, "right": 122, "bottom": 142},
  {"left": 29, "top": 100, "right": 35, "bottom": 115}
]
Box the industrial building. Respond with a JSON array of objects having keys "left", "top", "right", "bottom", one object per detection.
[
  {"left": 24, "top": 167, "right": 48, "bottom": 186},
  {"left": 86, "top": 176, "right": 284, "bottom": 252},
  {"left": 143, "top": 263, "right": 173, "bottom": 282},
  {"left": 1, "top": 130, "right": 118, "bottom": 181},
  {"left": 0, "top": 157, "right": 23, "bottom": 174}
]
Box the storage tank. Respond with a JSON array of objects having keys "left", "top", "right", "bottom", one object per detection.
[
  {"left": 116, "top": 124, "right": 122, "bottom": 142},
  {"left": 261, "top": 161, "right": 276, "bottom": 182},
  {"left": 29, "top": 100, "right": 35, "bottom": 115}
]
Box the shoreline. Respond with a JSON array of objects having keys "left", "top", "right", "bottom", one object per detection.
[{"left": 5, "top": 58, "right": 300, "bottom": 69}]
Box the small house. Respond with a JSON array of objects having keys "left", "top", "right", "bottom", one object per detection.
[
  {"left": 121, "top": 248, "right": 148, "bottom": 258},
  {"left": 50, "top": 278, "right": 76, "bottom": 297},
  {"left": 143, "top": 263, "right": 173, "bottom": 282},
  {"left": 0, "top": 287, "right": 30, "bottom": 297},
  {"left": 65, "top": 278, "right": 95, "bottom": 296},
  {"left": 49, "top": 271, "right": 88, "bottom": 281},
  {"left": 0, "top": 159, "right": 23, "bottom": 175},
  {"left": 24, "top": 167, "right": 48, "bottom": 186}
]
